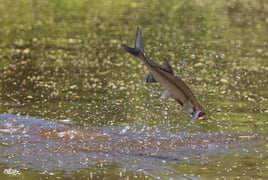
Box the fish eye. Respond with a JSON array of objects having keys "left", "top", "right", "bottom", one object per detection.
[
  {"left": 198, "top": 112, "right": 205, "bottom": 117},
  {"left": 192, "top": 111, "right": 205, "bottom": 120}
]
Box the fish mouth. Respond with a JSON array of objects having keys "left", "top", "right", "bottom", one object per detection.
[
  {"left": 193, "top": 111, "right": 206, "bottom": 120},
  {"left": 197, "top": 114, "right": 205, "bottom": 120},
  {"left": 198, "top": 112, "right": 206, "bottom": 120}
]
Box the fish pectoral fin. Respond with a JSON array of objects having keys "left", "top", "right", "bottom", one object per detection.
[
  {"left": 182, "top": 101, "right": 194, "bottom": 115},
  {"left": 146, "top": 73, "right": 157, "bottom": 83},
  {"left": 160, "top": 90, "right": 172, "bottom": 99}
]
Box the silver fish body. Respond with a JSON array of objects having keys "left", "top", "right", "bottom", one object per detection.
[{"left": 121, "top": 28, "right": 205, "bottom": 120}]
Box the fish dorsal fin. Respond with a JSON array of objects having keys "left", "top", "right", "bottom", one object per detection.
[
  {"left": 146, "top": 73, "right": 157, "bottom": 83},
  {"left": 146, "top": 59, "right": 174, "bottom": 83},
  {"left": 161, "top": 59, "right": 174, "bottom": 74},
  {"left": 160, "top": 90, "right": 172, "bottom": 99}
]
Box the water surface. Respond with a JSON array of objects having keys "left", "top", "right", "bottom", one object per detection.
[
  {"left": 0, "top": 114, "right": 266, "bottom": 179},
  {"left": 0, "top": 0, "right": 267, "bottom": 179}
]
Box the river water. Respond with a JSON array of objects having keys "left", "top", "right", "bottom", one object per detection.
[{"left": 0, "top": 0, "right": 267, "bottom": 179}]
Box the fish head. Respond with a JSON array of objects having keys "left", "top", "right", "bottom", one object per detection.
[
  {"left": 192, "top": 111, "right": 206, "bottom": 120},
  {"left": 183, "top": 102, "right": 205, "bottom": 120}
]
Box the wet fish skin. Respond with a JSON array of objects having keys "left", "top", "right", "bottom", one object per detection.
[{"left": 121, "top": 28, "right": 205, "bottom": 120}]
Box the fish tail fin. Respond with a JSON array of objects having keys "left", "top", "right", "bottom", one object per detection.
[{"left": 121, "top": 27, "right": 143, "bottom": 56}]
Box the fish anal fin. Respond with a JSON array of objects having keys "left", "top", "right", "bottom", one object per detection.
[{"left": 146, "top": 73, "right": 157, "bottom": 83}]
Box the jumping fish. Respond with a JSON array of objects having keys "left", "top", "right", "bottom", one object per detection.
[{"left": 121, "top": 28, "right": 205, "bottom": 120}]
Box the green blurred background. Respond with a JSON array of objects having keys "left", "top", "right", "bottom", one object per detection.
[{"left": 0, "top": 0, "right": 267, "bottom": 179}]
